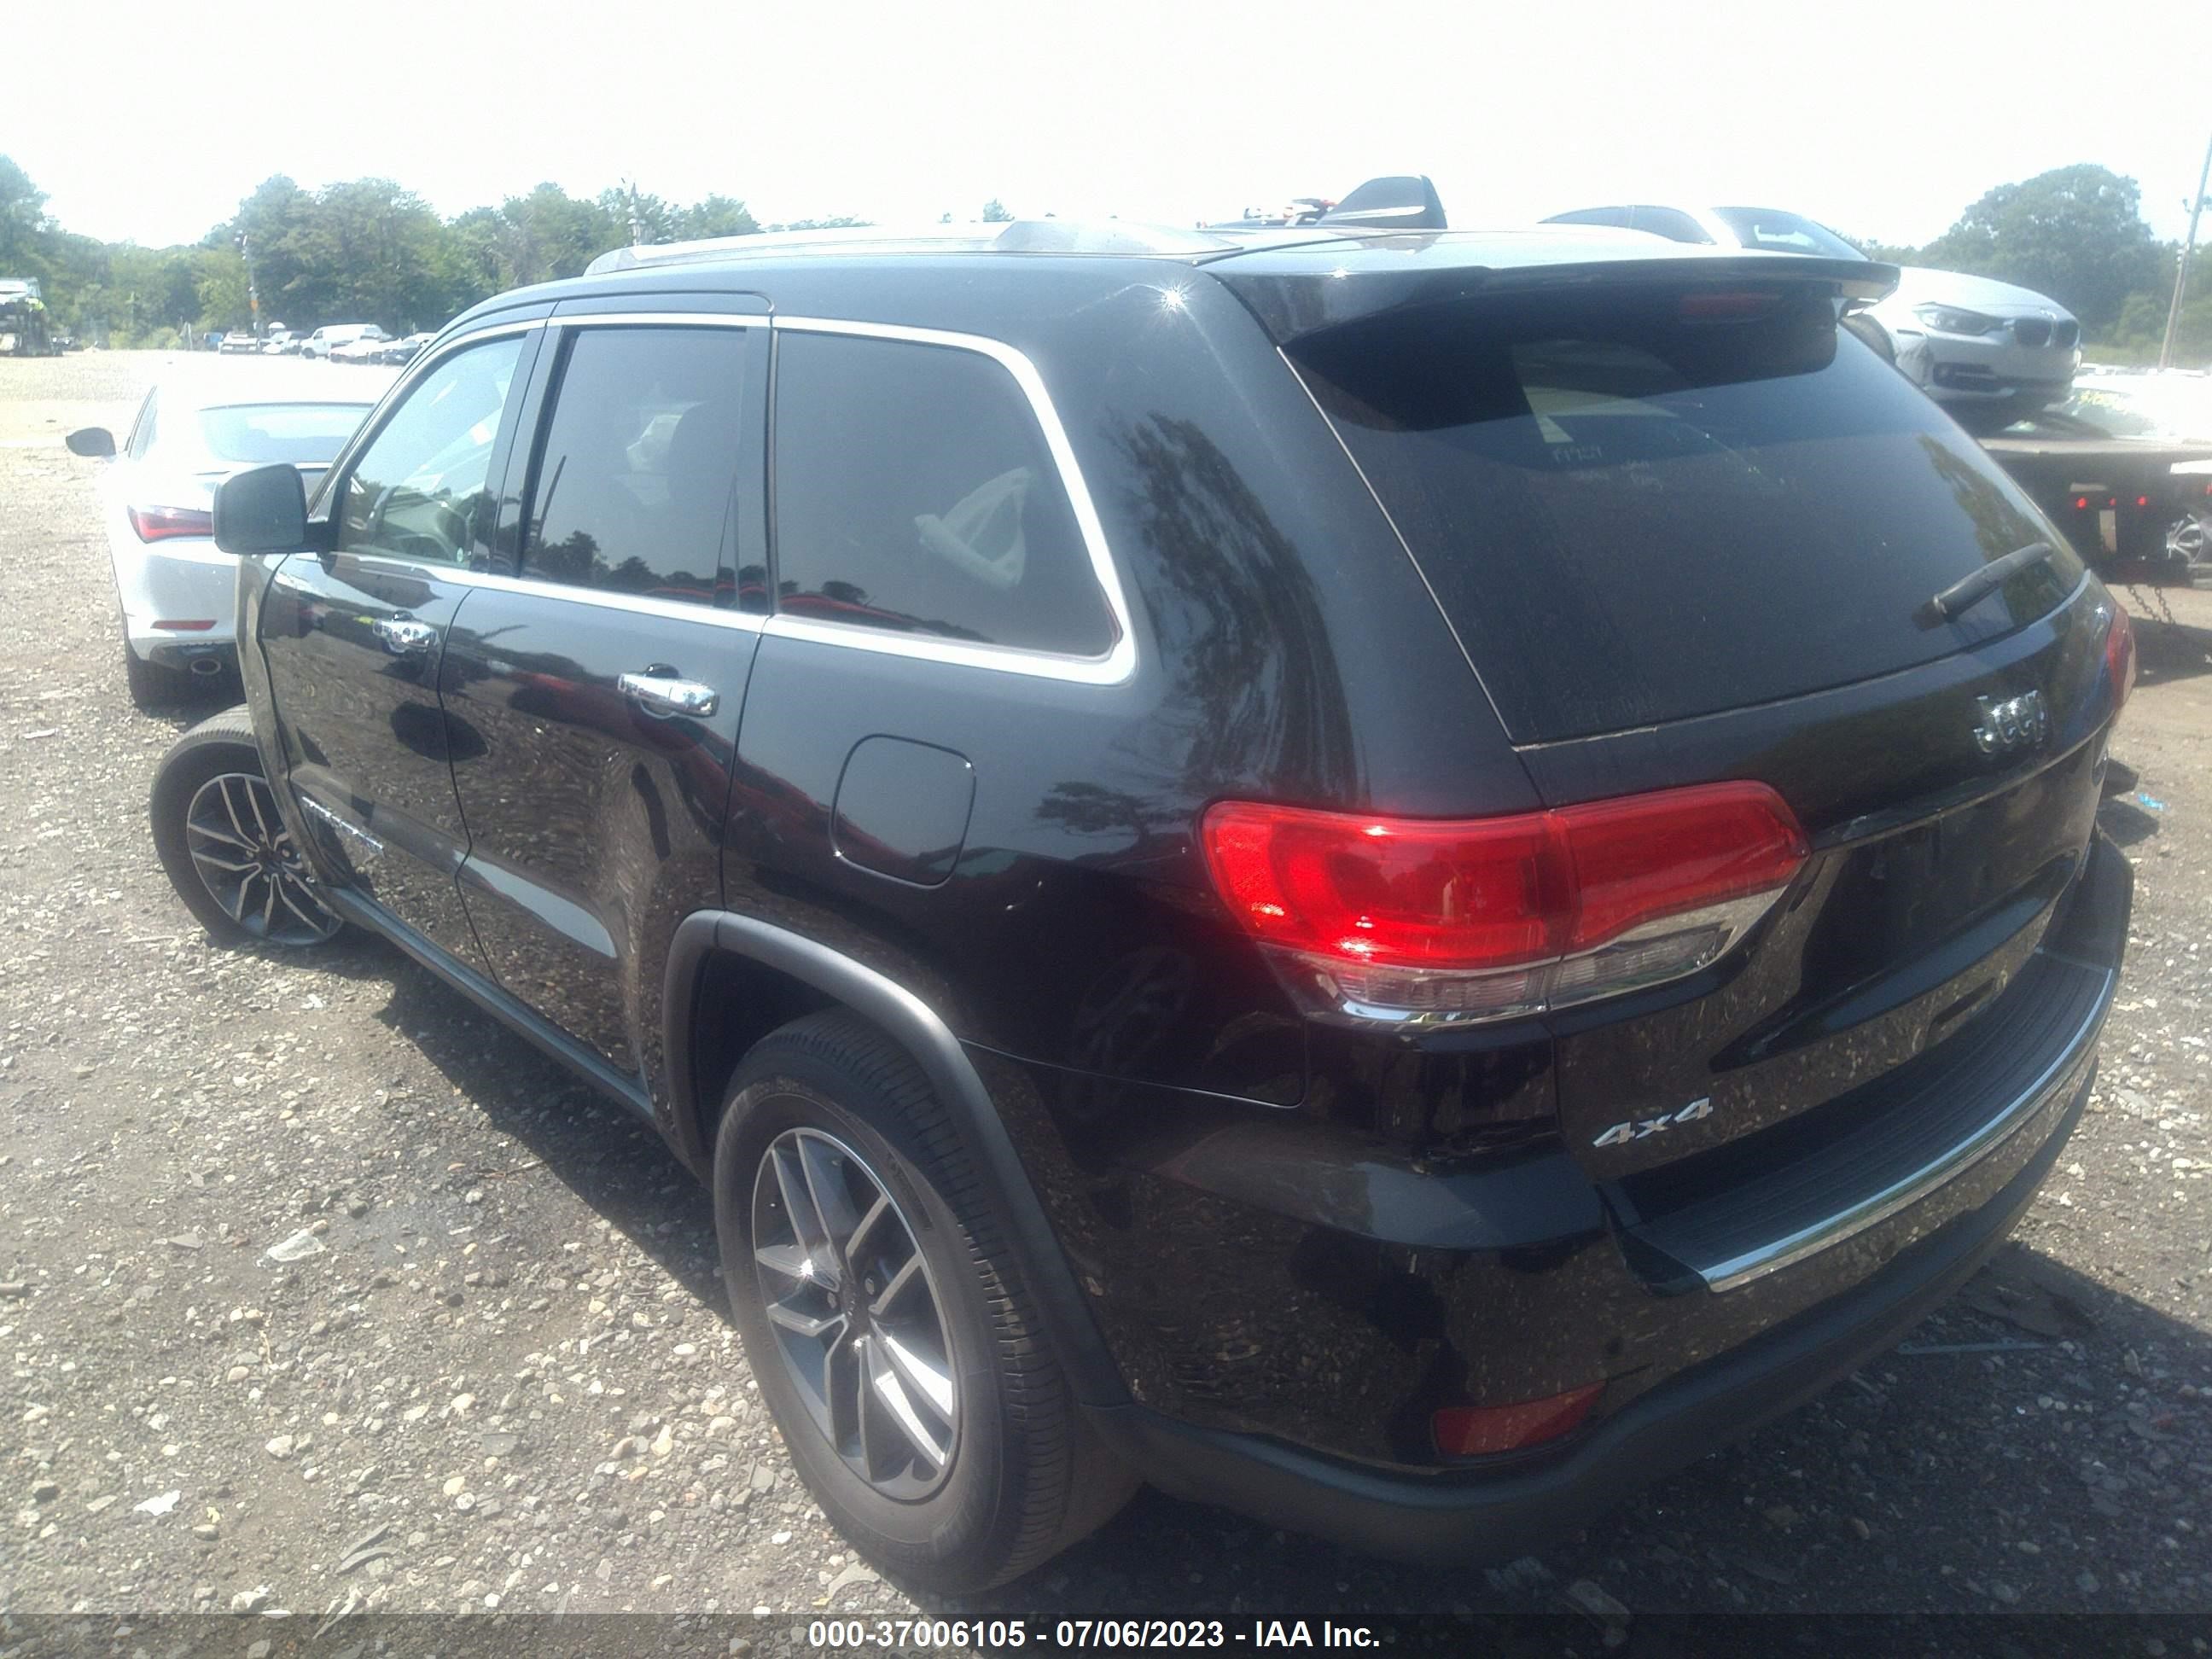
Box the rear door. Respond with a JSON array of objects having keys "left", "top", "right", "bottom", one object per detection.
[
  {"left": 439, "top": 313, "right": 766, "bottom": 1080},
  {"left": 259, "top": 325, "right": 538, "bottom": 960}
]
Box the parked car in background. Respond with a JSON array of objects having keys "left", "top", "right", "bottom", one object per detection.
[
  {"left": 1540, "top": 204, "right": 2081, "bottom": 433},
  {"left": 261, "top": 328, "right": 301, "bottom": 355},
  {"left": 373, "top": 331, "right": 435, "bottom": 366},
  {"left": 300, "top": 323, "right": 387, "bottom": 360},
  {"left": 64, "top": 365, "right": 396, "bottom": 707},
  {"left": 329, "top": 335, "right": 393, "bottom": 365},
  {"left": 1984, "top": 370, "right": 2212, "bottom": 581},
  {"left": 218, "top": 331, "right": 263, "bottom": 355},
  {"left": 149, "top": 212, "right": 2133, "bottom": 1590}
]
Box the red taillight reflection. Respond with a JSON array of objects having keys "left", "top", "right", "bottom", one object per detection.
[
  {"left": 128, "top": 504, "right": 216, "bottom": 542},
  {"left": 2106, "top": 603, "right": 2137, "bottom": 713},
  {"left": 2074, "top": 496, "right": 2089, "bottom": 509},
  {"left": 1434, "top": 1383, "right": 1604, "bottom": 1458},
  {"left": 1200, "top": 783, "right": 1807, "bottom": 973}
]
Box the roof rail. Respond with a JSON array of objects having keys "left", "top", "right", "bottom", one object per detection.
[{"left": 583, "top": 218, "right": 1284, "bottom": 276}]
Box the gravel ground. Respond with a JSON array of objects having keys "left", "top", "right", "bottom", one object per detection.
[{"left": 2, "top": 352, "right": 2209, "bottom": 1636}]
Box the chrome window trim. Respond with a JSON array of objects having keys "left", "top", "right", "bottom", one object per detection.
[
  {"left": 321, "top": 550, "right": 768, "bottom": 634},
  {"left": 766, "top": 314, "right": 1138, "bottom": 686},
  {"left": 373, "top": 316, "right": 547, "bottom": 406},
  {"left": 331, "top": 312, "right": 1138, "bottom": 674},
  {"left": 444, "top": 564, "right": 765, "bottom": 631},
  {"left": 553, "top": 311, "right": 767, "bottom": 330},
  {"left": 320, "top": 317, "right": 547, "bottom": 521}
]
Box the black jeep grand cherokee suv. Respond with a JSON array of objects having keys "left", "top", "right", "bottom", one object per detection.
[{"left": 151, "top": 219, "right": 2136, "bottom": 1592}]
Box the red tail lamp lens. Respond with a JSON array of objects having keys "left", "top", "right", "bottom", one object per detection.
[
  {"left": 1434, "top": 1383, "right": 1604, "bottom": 1458},
  {"left": 2106, "top": 602, "right": 2137, "bottom": 712},
  {"left": 128, "top": 504, "right": 215, "bottom": 542},
  {"left": 1201, "top": 783, "right": 1807, "bottom": 974}
]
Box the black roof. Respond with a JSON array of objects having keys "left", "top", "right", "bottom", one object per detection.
[{"left": 445, "top": 222, "right": 1898, "bottom": 347}]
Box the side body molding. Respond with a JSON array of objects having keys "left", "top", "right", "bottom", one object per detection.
[{"left": 662, "top": 910, "right": 1130, "bottom": 1407}]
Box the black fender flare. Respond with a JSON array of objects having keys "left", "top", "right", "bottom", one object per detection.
[{"left": 662, "top": 910, "right": 1130, "bottom": 1407}]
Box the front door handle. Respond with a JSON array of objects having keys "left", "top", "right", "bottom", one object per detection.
[
  {"left": 373, "top": 616, "right": 439, "bottom": 655},
  {"left": 619, "top": 671, "right": 719, "bottom": 719}
]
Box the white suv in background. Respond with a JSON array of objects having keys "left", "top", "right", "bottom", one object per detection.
[
  {"left": 300, "top": 323, "right": 389, "bottom": 360},
  {"left": 1540, "top": 204, "right": 2081, "bottom": 433}
]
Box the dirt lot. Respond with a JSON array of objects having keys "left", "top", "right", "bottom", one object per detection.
[{"left": 2, "top": 352, "right": 2209, "bottom": 1637}]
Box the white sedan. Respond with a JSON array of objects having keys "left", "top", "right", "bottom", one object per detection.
[{"left": 67, "top": 363, "right": 397, "bottom": 707}]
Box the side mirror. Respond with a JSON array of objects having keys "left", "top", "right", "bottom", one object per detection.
[
  {"left": 213, "top": 463, "right": 310, "bottom": 556},
  {"left": 65, "top": 427, "right": 115, "bottom": 458}
]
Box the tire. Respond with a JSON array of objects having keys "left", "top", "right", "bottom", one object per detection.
[
  {"left": 148, "top": 707, "right": 346, "bottom": 949},
  {"left": 713, "top": 1011, "right": 1136, "bottom": 1593}
]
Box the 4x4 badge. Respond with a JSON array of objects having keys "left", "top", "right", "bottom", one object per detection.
[
  {"left": 1592, "top": 1097, "right": 1712, "bottom": 1148},
  {"left": 1971, "top": 690, "right": 2049, "bottom": 756}
]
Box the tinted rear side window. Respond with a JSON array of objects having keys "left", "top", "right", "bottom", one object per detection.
[
  {"left": 1293, "top": 288, "right": 2081, "bottom": 742},
  {"left": 523, "top": 326, "right": 748, "bottom": 606},
  {"left": 771, "top": 330, "right": 1115, "bottom": 657}
]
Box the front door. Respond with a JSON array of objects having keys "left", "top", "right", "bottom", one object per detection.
[
  {"left": 259, "top": 327, "right": 538, "bottom": 960},
  {"left": 440, "top": 317, "right": 765, "bottom": 1079}
]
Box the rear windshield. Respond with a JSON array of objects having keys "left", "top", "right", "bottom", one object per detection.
[
  {"left": 194, "top": 403, "right": 369, "bottom": 467},
  {"left": 1292, "top": 286, "right": 2082, "bottom": 742}
]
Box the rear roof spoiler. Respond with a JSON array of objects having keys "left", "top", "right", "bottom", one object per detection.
[{"left": 1211, "top": 249, "right": 1900, "bottom": 346}]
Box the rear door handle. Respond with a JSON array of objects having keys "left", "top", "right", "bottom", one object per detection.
[
  {"left": 619, "top": 671, "right": 719, "bottom": 719},
  {"left": 373, "top": 616, "right": 439, "bottom": 655}
]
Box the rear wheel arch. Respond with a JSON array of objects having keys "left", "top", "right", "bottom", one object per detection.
[{"left": 661, "top": 910, "right": 1128, "bottom": 1408}]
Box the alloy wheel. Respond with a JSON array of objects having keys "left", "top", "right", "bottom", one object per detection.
[
  {"left": 750, "top": 1126, "right": 959, "bottom": 1499},
  {"left": 183, "top": 771, "right": 342, "bottom": 946},
  {"left": 2167, "top": 512, "right": 2209, "bottom": 577}
]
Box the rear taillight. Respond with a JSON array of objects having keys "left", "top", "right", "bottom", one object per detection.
[
  {"left": 1201, "top": 783, "right": 1807, "bottom": 1027},
  {"left": 128, "top": 504, "right": 216, "bottom": 542},
  {"left": 2105, "top": 602, "right": 2137, "bottom": 713}
]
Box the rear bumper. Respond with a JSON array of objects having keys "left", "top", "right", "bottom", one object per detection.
[
  {"left": 1059, "top": 834, "right": 2128, "bottom": 1556},
  {"left": 1086, "top": 1062, "right": 2089, "bottom": 1563},
  {"left": 114, "top": 538, "right": 240, "bottom": 656}
]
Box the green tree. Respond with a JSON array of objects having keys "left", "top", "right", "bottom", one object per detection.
[
  {"left": 1920, "top": 165, "right": 2165, "bottom": 335},
  {"left": 980, "top": 198, "right": 1014, "bottom": 223},
  {"left": 194, "top": 247, "right": 250, "bottom": 330},
  {"left": 487, "top": 183, "right": 624, "bottom": 286},
  {"left": 678, "top": 195, "right": 758, "bottom": 239},
  {"left": 0, "top": 154, "right": 53, "bottom": 276}
]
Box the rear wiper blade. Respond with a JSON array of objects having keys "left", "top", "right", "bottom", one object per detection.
[{"left": 1917, "top": 541, "right": 2057, "bottom": 626}]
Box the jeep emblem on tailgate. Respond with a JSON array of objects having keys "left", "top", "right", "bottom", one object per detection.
[{"left": 1971, "top": 690, "right": 2049, "bottom": 756}]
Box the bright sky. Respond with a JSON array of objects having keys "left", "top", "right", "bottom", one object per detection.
[{"left": 13, "top": 0, "right": 2209, "bottom": 251}]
